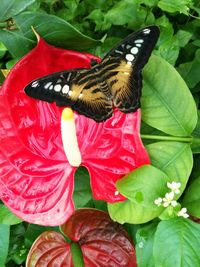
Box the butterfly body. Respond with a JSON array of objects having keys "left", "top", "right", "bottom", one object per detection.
[{"left": 25, "top": 26, "right": 160, "bottom": 122}]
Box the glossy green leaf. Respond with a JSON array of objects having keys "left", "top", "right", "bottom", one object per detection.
[
  {"left": 0, "top": 224, "right": 10, "bottom": 266},
  {"left": 14, "top": 12, "right": 101, "bottom": 50},
  {"left": 157, "top": 36, "right": 179, "bottom": 65},
  {"left": 178, "top": 49, "right": 200, "bottom": 89},
  {"left": 154, "top": 218, "right": 200, "bottom": 266},
  {"left": 0, "top": 205, "right": 22, "bottom": 225},
  {"left": 0, "top": 29, "right": 34, "bottom": 57},
  {"left": 158, "top": 0, "right": 191, "bottom": 14},
  {"left": 142, "top": 55, "right": 197, "bottom": 136},
  {"left": 108, "top": 165, "right": 169, "bottom": 224},
  {"left": 0, "top": 0, "right": 36, "bottom": 22},
  {"left": 136, "top": 222, "right": 157, "bottom": 267},
  {"left": 146, "top": 142, "right": 193, "bottom": 190},
  {"left": 182, "top": 176, "right": 200, "bottom": 217},
  {"left": 104, "top": 0, "right": 150, "bottom": 29}
]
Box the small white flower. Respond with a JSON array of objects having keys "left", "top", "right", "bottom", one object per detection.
[
  {"left": 163, "top": 191, "right": 175, "bottom": 207},
  {"left": 171, "top": 200, "right": 178, "bottom": 207},
  {"left": 177, "top": 207, "right": 189, "bottom": 218},
  {"left": 167, "top": 181, "right": 181, "bottom": 194},
  {"left": 154, "top": 197, "right": 163, "bottom": 206}
]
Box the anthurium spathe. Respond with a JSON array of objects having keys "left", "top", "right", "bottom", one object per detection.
[
  {"left": 26, "top": 209, "right": 137, "bottom": 267},
  {"left": 0, "top": 37, "right": 150, "bottom": 226}
]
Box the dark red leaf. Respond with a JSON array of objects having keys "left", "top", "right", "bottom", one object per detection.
[
  {"left": 62, "top": 209, "right": 137, "bottom": 267},
  {"left": 26, "top": 231, "right": 73, "bottom": 267}
]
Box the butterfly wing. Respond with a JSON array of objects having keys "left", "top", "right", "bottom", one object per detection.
[
  {"left": 102, "top": 25, "right": 160, "bottom": 113},
  {"left": 24, "top": 26, "right": 159, "bottom": 122},
  {"left": 24, "top": 68, "right": 113, "bottom": 122}
]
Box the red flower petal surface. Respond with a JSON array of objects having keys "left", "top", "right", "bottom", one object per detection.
[{"left": 0, "top": 37, "right": 149, "bottom": 225}]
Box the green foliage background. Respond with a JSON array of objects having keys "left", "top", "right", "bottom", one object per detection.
[{"left": 1, "top": 0, "right": 200, "bottom": 266}]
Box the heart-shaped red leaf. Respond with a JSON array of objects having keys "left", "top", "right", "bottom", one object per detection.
[
  {"left": 26, "top": 231, "right": 73, "bottom": 267},
  {"left": 62, "top": 209, "right": 137, "bottom": 267}
]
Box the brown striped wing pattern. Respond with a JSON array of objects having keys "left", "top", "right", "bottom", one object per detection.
[{"left": 24, "top": 26, "right": 160, "bottom": 122}]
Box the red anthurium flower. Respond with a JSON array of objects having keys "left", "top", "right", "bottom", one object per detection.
[
  {"left": 26, "top": 209, "right": 137, "bottom": 267},
  {"left": 0, "top": 37, "right": 150, "bottom": 226}
]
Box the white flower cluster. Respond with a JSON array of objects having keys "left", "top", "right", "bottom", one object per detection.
[{"left": 154, "top": 181, "right": 189, "bottom": 218}]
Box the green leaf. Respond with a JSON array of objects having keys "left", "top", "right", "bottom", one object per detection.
[
  {"left": 71, "top": 242, "right": 84, "bottom": 267},
  {"left": 178, "top": 49, "right": 200, "bottom": 90},
  {"left": 136, "top": 222, "right": 157, "bottom": 267},
  {"left": 158, "top": 0, "right": 191, "bottom": 15},
  {"left": 14, "top": 12, "right": 101, "bottom": 51},
  {"left": 142, "top": 55, "right": 197, "bottom": 136},
  {"left": 146, "top": 142, "right": 193, "bottom": 190},
  {"left": 182, "top": 176, "right": 200, "bottom": 217},
  {"left": 154, "top": 218, "right": 200, "bottom": 266},
  {"left": 157, "top": 36, "right": 179, "bottom": 65},
  {"left": 0, "top": 224, "right": 10, "bottom": 266},
  {"left": 191, "top": 110, "right": 200, "bottom": 153},
  {"left": 0, "top": 205, "right": 22, "bottom": 225},
  {"left": 155, "top": 15, "right": 174, "bottom": 46},
  {"left": 139, "top": 0, "right": 159, "bottom": 7},
  {"left": 0, "top": 29, "right": 35, "bottom": 58},
  {"left": 0, "top": 0, "right": 36, "bottom": 22},
  {"left": 176, "top": 29, "right": 192, "bottom": 48},
  {"left": 108, "top": 165, "right": 169, "bottom": 224},
  {"left": 0, "top": 42, "right": 7, "bottom": 58},
  {"left": 73, "top": 167, "right": 93, "bottom": 209},
  {"left": 104, "top": 0, "right": 150, "bottom": 30}
]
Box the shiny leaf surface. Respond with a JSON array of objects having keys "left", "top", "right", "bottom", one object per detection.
[
  {"left": 26, "top": 231, "right": 73, "bottom": 267},
  {"left": 62, "top": 209, "right": 137, "bottom": 267}
]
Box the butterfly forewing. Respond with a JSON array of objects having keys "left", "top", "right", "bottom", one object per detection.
[
  {"left": 24, "top": 68, "right": 113, "bottom": 122},
  {"left": 102, "top": 25, "right": 160, "bottom": 113},
  {"left": 24, "top": 26, "right": 160, "bottom": 122}
]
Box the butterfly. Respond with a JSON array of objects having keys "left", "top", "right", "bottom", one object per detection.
[{"left": 24, "top": 26, "right": 160, "bottom": 122}]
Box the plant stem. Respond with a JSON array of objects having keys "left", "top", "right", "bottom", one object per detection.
[{"left": 141, "top": 134, "right": 193, "bottom": 143}]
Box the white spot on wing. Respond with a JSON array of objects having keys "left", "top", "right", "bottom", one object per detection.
[
  {"left": 32, "top": 81, "right": 39, "bottom": 88},
  {"left": 115, "top": 49, "right": 123, "bottom": 54},
  {"left": 135, "top": 39, "right": 144, "bottom": 43},
  {"left": 56, "top": 78, "right": 62, "bottom": 83},
  {"left": 54, "top": 84, "right": 62, "bottom": 92},
  {"left": 125, "top": 54, "right": 135, "bottom": 62},
  {"left": 136, "top": 43, "right": 142, "bottom": 47},
  {"left": 62, "top": 84, "right": 70, "bottom": 94},
  {"left": 49, "top": 85, "right": 53, "bottom": 90},
  {"left": 68, "top": 90, "right": 73, "bottom": 96},
  {"left": 143, "top": 28, "right": 151, "bottom": 34},
  {"left": 131, "top": 47, "right": 139, "bottom": 54},
  {"left": 126, "top": 44, "right": 132, "bottom": 49},
  {"left": 44, "top": 82, "right": 52, "bottom": 89}
]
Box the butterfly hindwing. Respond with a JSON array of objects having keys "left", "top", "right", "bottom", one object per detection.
[
  {"left": 102, "top": 25, "right": 160, "bottom": 113},
  {"left": 24, "top": 68, "right": 113, "bottom": 122}
]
